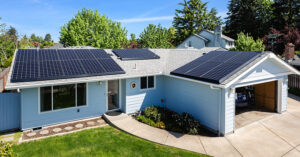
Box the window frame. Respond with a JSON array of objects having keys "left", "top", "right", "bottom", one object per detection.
[
  {"left": 38, "top": 83, "right": 88, "bottom": 114},
  {"left": 140, "top": 76, "right": 156, "bottom": 90}
]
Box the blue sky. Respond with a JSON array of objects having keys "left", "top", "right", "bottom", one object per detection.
[{"left": 0, "top": 0, "right": 229, "bottom": 42}]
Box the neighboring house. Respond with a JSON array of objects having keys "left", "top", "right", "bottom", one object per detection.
[
  {"left": 4, "top": 47, "right": 299, "bottom": 135},
  {"left": 48, "top": 43, "right": 64, "bottom": 49},
  {"left": 177, "top": 26, "right": 235, "bottom": 50}
]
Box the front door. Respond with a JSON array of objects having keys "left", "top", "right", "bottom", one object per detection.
[{"left": 107, "top": 80, "right": 120, "bottom": 111}]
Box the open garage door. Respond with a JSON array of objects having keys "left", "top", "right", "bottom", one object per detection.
[
  {"left": 235, "top": 81, "right": 278, "bottom": 129},
  {"left": 254, "top": 81, "right": 277, "bottom": 112}
]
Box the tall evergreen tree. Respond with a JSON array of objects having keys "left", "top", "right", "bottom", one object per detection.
[
  {"left": 44, "top": 33, "right": 52, "bottom": 42},
  {"left": 272, "top": 0, "right": 300, "bottom": 30},
  {"left": 224, "top": 0, "right": 273, "bottom": 39},
  {"left": 173, "top": 0, "right": 223, "bottom": 45}
]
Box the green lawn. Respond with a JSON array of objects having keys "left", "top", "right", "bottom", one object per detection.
[{"left": 13, "top": 126, "right": 208, "bottom": 157}]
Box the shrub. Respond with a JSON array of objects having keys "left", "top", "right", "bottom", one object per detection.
[
  {"left": 3, "top": 56, "right": 13, "bottom": 68},
  {"left": 289, "top": 87, "right": 300, "bottom": 97},
  {"left": 0, "top": 141, "right": 14, "bottom": 157},
  {"left": 143, "top": 106, "right": 161, "bottom": 122},
  {"left": 136, "top": 106, "right": 202, "bottom": 135}
]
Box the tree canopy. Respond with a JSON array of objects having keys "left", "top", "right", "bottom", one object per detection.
[
  {"left": 173, "top": 0, "right": 223, "bottom": 45},
  {"left": 230, "top": 32, "right": 265, "bottom": 51},
  {"left": 139, "top": 24, "right": 174, "bottom": 48},
  {"left": 224, "top": 0, "right": 274, "bottom": 40},
  {"left": 60, "top": 8, "right": 128, "bottom": 48},
  {"left": 44, "top": 33, "right": 52, "bottom": 42},
  {"left": 262, "top": 26, "right": 300, "bottom": 55},
  {"left": 272, "top": 0, "right": 300, "bottom": 30}
]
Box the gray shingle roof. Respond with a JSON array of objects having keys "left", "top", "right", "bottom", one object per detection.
[
  {"left": 202, "top": 30, "right": 235, "bottom": 41},
  {"left": 6, "top": 47, "right": 219, "bottom": 89}
]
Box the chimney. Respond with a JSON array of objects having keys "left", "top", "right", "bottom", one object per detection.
[
  {"left": 285, "top": 43, "right": 295, "bottom": 61},
  {"left": 214, "top": 25, "right": 222, "bottom": 47}
]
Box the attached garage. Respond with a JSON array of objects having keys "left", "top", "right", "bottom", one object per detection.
[
  {"left": 222, "top": 52, "right": 299, "bottom": 134},
  {"left": 234, "top": 81, "right": 279, "bottom": 129}
]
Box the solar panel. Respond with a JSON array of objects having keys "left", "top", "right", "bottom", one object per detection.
[
  {"left": 11, "top": 49, "right": 125, "bottom": 82},
  {"left": 171, "top": 51, "right": 262, "bottom": 84},
  {"left": 112, "top": 49, "right": 160, "bottom": 60},
  {"left": 89, "top": 49, "right": 111, "bottom": 59}
]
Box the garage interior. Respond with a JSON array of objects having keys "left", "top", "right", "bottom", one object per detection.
[{"left": 235, "top": 81, "right": 278, "bottom": 129}]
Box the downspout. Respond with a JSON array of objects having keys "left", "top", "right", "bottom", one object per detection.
[{"left": 210, "top": 85, "right": 222, "bottom": 136}]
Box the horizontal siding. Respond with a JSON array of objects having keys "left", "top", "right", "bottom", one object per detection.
[
  {"left": 224, "top": 88, "right": 235, "bottom": 134},
  {"left": 125, "top": 76, "right": 164, "bottom": 114},
  {"left": 282, "top": 77, "right": 288, "bottom": 111},
  {"left": 0, "top": 93, "right": 20, "bottom": 131},
  {"left": 20, "top": 82, "right": 106, "bottom": 130},
  {"left": 164, "top": 76, "right": 221, "bottom": 132}
]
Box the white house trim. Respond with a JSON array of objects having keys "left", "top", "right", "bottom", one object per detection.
[{"left": 225, "top": 53, "right": 300, "bottom": 88}]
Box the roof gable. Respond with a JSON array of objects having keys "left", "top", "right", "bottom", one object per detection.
[
  {"left": 199, "top": 30, "right": 235, "bottom": 41},
  {"left": 237, "top": 59, "right": 291, "bottom": 84},
  {"left": 224, "top": 53, "right": 300, "bottom": 87}
]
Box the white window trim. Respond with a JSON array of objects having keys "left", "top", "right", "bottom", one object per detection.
[
  {"left": 140, "top": 76, "right": 156, "bottom": 91},
  {"left": 38, "top": 83, "right": 88, "bottom": 114}
]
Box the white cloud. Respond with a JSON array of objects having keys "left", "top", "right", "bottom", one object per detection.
[{"left": 118, "top": 16, "right": 174, "bottom": 23}]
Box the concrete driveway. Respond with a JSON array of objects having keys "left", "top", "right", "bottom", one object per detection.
[{"left": 104, "top": 94, "right": 300, "bottom": 157}]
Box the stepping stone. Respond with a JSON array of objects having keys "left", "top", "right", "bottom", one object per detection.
[
  {"left": 53, "top": 128, "right": 62, "bottom": 133},
  {"left": 97, "top": 120, "right": 104, "bottom": 123},
  {"left": 87, "top": 121, "right": 95, "bottom": 125},
  {"left": 26, "top": 132, "right": 36, "bottom": 137},
  {"left": 1, "top": 137, "right": 14, "bottom": 142},
  {"left": 64, "top": 126, "right": 73, "bottom": 131},
  {"left": 75, "top": 123, "right": 83, "bottom": 128},
  {"left": 39, "top": 130, "right": 49, "bottom": 135}
]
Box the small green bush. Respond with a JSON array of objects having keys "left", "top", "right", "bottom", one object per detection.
[
  {"left": 136, "top": 106, "right": 202, "bottom": 135},
  {"left": 3, "top": 56, "right": 13, "bottom": 68},
  {"left": 143, "top": 106, "right": 161, "bottom": 122},
  {"left": 289, "top": 87, "right": 300, "bottom": 97},
  {"left": 295, "top": 51, "right": 300, "bottom": 55},
  {"left": 0, "top": 141, "right": 14, "bottom": 157}
]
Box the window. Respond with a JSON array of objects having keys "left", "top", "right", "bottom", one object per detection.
[
  {"left": 188, "top": 41, "right": 192, "bottom": 47},
  {"left": 77, "top": 83, "right": 86, "bottom": 106},
  {"left": 40, "top": 87, "right": 52, "bottom": 112},
  {"left": 53, "top": 84, "right": 76, "bottom": 110},
  {"left": 140, "top": 76, "right": 155, "bottom": 89},
  {"left": 40, "top": 83, "right": 87, "bottom": 112}
]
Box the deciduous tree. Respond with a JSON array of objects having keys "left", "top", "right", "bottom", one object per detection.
[
  {"left": 230, "top": 32, "right": 265, "bottom": 51},
  {"left": 262, "top": 26, "right": 300, "bottom": 55},
  {"left": 139, "top": 24, "right": 174, "bottom": 48},
  {"left": 60, "top": 8, "right": 128, "bottom": 48}
]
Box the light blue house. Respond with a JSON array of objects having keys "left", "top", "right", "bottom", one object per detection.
[
  {"left": 4, "top": 47, "right": 299, "bottom": 135},
  {"left": 177, "top": 26, "right": 235, "bottom": 50}
]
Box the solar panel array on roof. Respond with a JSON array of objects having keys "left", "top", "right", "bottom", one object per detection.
[
  {"left": 112, "top": 49, "right": 160, "bottom": 60},
  {"left": 171, "top": 51, "right": 262, "bottom": 84},
  {"left": 11, "top": 49, "right": 125, "bottom": 82}
]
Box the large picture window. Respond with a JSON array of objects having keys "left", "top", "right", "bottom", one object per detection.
[
  {"left": 40, "top": 83, "right": 87, "bottom": 112},
  {"left": 140, "top": 76, "right": 155, "bottom": 90}
]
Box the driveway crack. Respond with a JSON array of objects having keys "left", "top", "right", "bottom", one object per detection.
[
  {"left": 224, "top": 136, "right": 243, "bottom": 157},
  {"left": 260, "top": 121, "right": 294, "bottom": 148}
]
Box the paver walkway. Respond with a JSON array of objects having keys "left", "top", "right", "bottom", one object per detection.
[
  {"left": 22, "top": 117, "right": 106, "bottom": 142},
  {"left": 104, "top": 94, "right": 300, "bottom": 157}
]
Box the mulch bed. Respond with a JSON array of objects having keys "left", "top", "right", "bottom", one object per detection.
[{"left": 22, "top": 117, "right": 106, "bottom": 141}]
